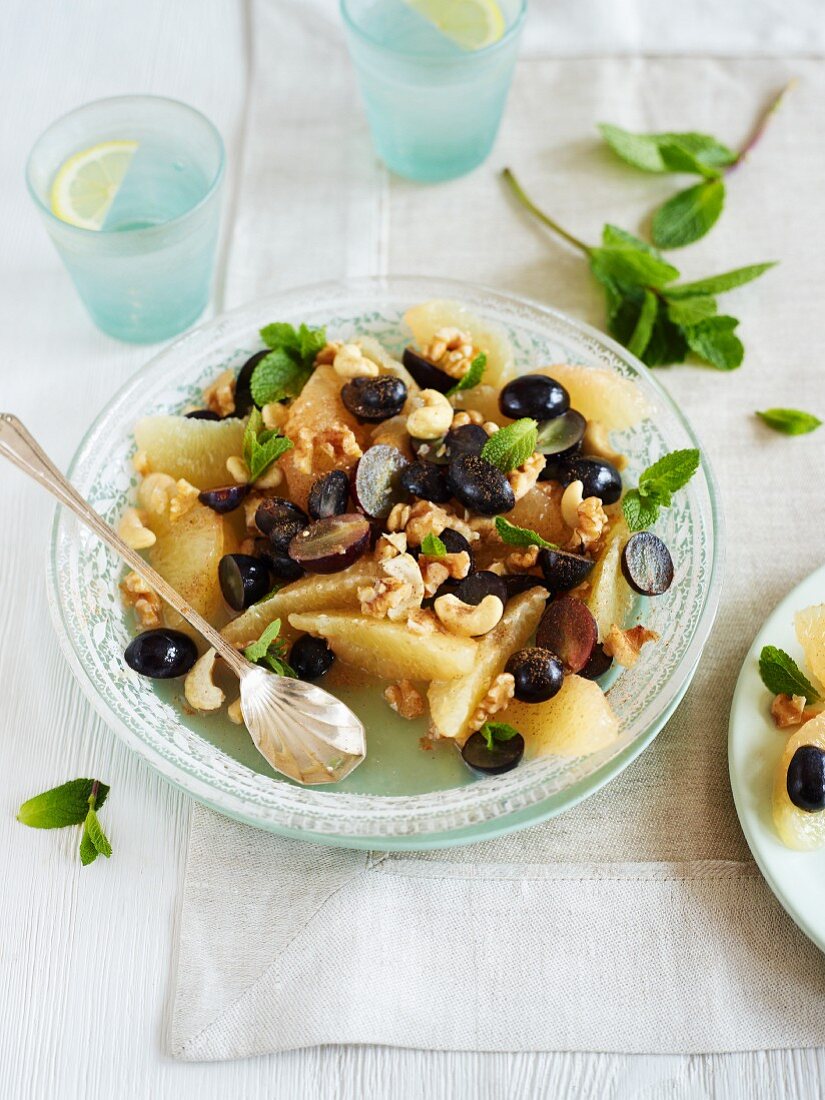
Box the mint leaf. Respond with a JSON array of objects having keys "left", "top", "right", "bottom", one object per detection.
[
  {"left": 639, "top": 448, "right": 700, "bottom": 499},
  {"left": 627, "top": 289, "right": 658, "bottom": 358},
  {"left": 683, "top": 315, "right": 743, "bottom": 371},
  {"left": 242, "top": 408, "right": 293, "bottom": 483},
  {"left": 589, "top": 246, "right": 679, "bottom": 291},
  {"left": 79, "top": 826, "right": 98, "bottom": 866},
  {"left": 641, "top": 306, "right": 689, "bottom": 367},
  {"left": 481, "top": 418, "right": 538, "bottom": 473},
  {"left": 759, "top": 646, "right": 820, "bottom": 703},
  {"left": 420, "top": 533, "right": 447, "bottom": 557},
  {"left": 447, "top": 353, "right": 486, "bottom": 397},
  {"left": 622, "top": 490, "right": 661, "bottom": 533},
  {"left": 250, "top": 348, "right": 311, "bottom": 406},
  {"left": 665, "top": 295, "right": 718, "bottom": 326},
  {"left": 665, "top": 263, "right": 776, "bottom": 299},
  {"left": 17, "top": 778, "right": 109, "bottom": 829},
  {"left": 652, "top": 179, "right": 726, "bottom": 249},
  {"left": 599, "top": 124, "right": 668, "bottom": 172},
  {"left": 244, "top": 619, "right": 296, "bottom": 678},
  {"left": 601, "top": 224, "right": 664, "bottom": 258},
  {"left": 297, "top": 323, "right": 327, "bottom": 362},
  {"left": 480, "top": 721, "right": 521, "bottom": 751},
  {"left": 657, "top": 133, "right": 735, "bottom": 176},
  {"left": 757, "top": 408, "right": 822, "bottom": 436},
  {"left": 83, "top": 807, "right": 112, "bottom": 860},
  {"left": 494, "top": 515, "right": 556, "bottom": 550},
  {"left": 260, "top": 322, "right": 302, "bottom": 350}
]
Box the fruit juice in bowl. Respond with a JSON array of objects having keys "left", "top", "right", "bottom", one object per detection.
[
  {"left": 341, "top": 0, "right": 527, "bottom": 182},
  {"left": 26, "top": 95, "right": 225, "bottom": 344}
]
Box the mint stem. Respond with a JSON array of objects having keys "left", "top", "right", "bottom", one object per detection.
[
  {"left": 729, "top": 79, "right": 796, "bottom": 172},
  {"left": 502, "top": 168, "right": 591, "bottom": 256},
  {"left": 88, "top": 779, "right": 99, "bottom": 810}
]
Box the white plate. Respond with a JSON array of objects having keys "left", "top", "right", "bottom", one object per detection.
[{"left": 729, "top": 563, "right": 825, "bottom": 952}]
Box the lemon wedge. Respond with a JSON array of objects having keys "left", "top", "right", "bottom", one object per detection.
[
  {"left": 406, "top": 0, "right": 506, "bottom": 50},
  {"left": 50, "top": 140, "right": 138, "bottom": 230}
]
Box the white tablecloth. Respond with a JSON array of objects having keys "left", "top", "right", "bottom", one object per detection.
[{"left": 4, "top": 1, "right": 825, "bottom": 1096}]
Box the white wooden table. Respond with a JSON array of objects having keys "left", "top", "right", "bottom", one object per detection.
[{"left": 3, "top": 2, "right": 825, "bottom": 1096}]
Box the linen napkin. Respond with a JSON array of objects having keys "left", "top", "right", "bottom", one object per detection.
[{"left": 169, "top": 1, "right": 825, "bottom": 1058}]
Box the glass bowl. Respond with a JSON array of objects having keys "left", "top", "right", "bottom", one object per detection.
[{"left": 47, "top": 277, "right": 723, "bottom": 849}]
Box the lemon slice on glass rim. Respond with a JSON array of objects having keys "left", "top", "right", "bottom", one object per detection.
[
  {"left": 406, "top": 0, "right": 506, "bottom": 50},
  {"left": 50, "top": 140, "right": 138, "bottom": 230}
]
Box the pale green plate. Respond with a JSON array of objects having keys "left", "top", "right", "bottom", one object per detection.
[{"left": 48, "top": 277, "right": 722, "bottom": 849}]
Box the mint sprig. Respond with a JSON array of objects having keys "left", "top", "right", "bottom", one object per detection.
[
  {"left": 502, "top": 171, "right": 775, "bottom": 371},
  {"left": 756, "top": 408, "right": 822, "bottom": 436},
  {"left": 446, "top": 353, "right": 486, "bottom": 397},
  {"left": 495, "top": 516, "right": 556, "bottom": 550},
  {"left": 244, "top": 619, "right": 296, "bottom": 678},
  {"left": 621, "top": 448, "right": 700, "bottom": 532},
  {"left": 481, "top": 418, "right": 537, "bottom": 472},
  {"left": 480, "top": 721, "right": 520, "bottom": 752},
  {"left": 759, "top": 646, "right": 820, "bottom": 704},
  {"left": 420, "top": 532, "right": 447, "bottom": 557},
  {"left": 599, "top": 83, "right": 795, "bottom": 247},
  {"left": 250, "top": 322, "right": 326, "bottom": 406},
  {"left": 17, "top": 778, "right": 112, "bottom": 867},
  {"left": 242, "top": 408, "right": 293, "bottom": 484}
]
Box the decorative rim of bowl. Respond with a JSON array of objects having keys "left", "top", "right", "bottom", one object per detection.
[{"left": 47, "top": 276, "right": 724, "bottom": 846}]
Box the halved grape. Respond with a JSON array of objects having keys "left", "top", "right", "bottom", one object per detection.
[
  {"left": 402, "top": 347, "right": 453, "bottom": 393},
  {"left": 254, "top": 497, "right": 308, "bottom": 536},
  {"left": 352, "top": 445, "right": 409, "bottom": 519},
  {"left": 218, "top": 554, "right": 272, "bottom": 611},
  {"left": 503, "top": 574, "right": 547, "bottom": 600},
  {"left": 621, "top": 532, "right": 674, "bottom": 596},
  {"left": 538, "top": 547, "right": 595, "bottom": 595},
  {"left": 579, "top": 642, "right": 613, "bottom": 680},
  {"left": 198, "top": 484, "right": 251, "bottom": 514},
  {"left": 536, "top": 595, "right": 597, "bottom": 673},
  {"left": 454, "top": 570, "right": 507, "bottom": 607},
  {"left": 185, "top": 409, "right": 222, "bottom": 421},
  {"left": 535, "top": 409, "right": 586, "bottom": 458},
  {"left": 539, "top": 454, "right": 622, "bottom": 504},
  {"left": 267, "top": 513, "right": 309, "bottom": 554},
  {"left": 308, "top": 470, "right": 350, "bottom": 519},
  {"left": 254, "top": 539, "right": 305, "bottom": 581},
  {"left": 288, "top": 514, "right": 371, "bottom": 574}
]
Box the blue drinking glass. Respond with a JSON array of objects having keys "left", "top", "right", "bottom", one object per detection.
[
  {"left": 26, "top": 96, "right": 225, "bottom": 344},
  {"left": 341, "top": 0, "right": 527, "bottom": 183}
]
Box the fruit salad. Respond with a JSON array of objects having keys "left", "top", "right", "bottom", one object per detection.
[
  {"left": 117, "top": 299, "right": 682, "bottom": 780},
  {"left": 762, "top": 605, "right": 825, "bottom": 849}
]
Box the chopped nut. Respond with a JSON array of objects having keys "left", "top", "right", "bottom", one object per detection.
[
  {"left": 226, "top": 455, "right": 250, "bottom": 485},
  {"left": 120, "top": 571, "right": 162, "bottom": 628},
  {"left": 291, "top": 425, "right": 362, "bottom": 475},
  {"left": 507, "top": 545, "right": 539, "bottom": 571},
  {"left": 603, "top": 623, "right": 659, "bottom": 668},
  {"left": 469, "top": 672, "right": 516, "bottom": 733},
  {"left": 771, "top": 693, "right": 807, "bottom": 729},
  {"left": 384, "top": 679, "right": 425, "bottom": 720},
  {"left": 118, "top": 507, "right": 156, "bottom": 550},
  {"left": 132, "top": 450, "right": 151, "bottom": 476},
  {"left": 375, "top": 531, "right": 408, "bottom": 560},
  {"left": 386, "top": 502, "right": 411, "bottom": 533},
  {"left": 227, "top": 697, "right": 244, "bottom": 725},
  {"left": 358, "top": 553, "right": 424, "bottom": 621},
  {"left": 434, "top": 593, "right": 504, "bottom": 637},
  {"left": 243, "top": 492, "right": 267, "bottom": 533},
  {"left": 482, "top": 421, "right": 500, "bottom": 436},
  {"left": 169, "top": 479, "right": 199, "bottom": 522},
  {"left": 407, "top": 500, "right": 475, "bottom": 545},
  {"left": 254, "top": 463, "right": 283, "bottom": 490},
  {"left": 568, "top": 496, "right": 609, "bottom": 552},
  {"left": 406, "top": 389, "right": 454, "bottom": 441},
  {"left": 262, "top": 402, "right": 290, "bottom": 431},
  {"left": 333, "top": 343, "right": 379, "bottom": 379},
  {"left": 451, "top": 409, "right": 484, "bottom": 429},
  {"left": 583, "top": 419, "right": 627, "bottom": 471},
  {"left": 203, "top": 369, "right": 236, "bottom": 417},
  {"left": 507, "top": 452, "right": 546, "bottom": 501},
  {"left": 422, "top": 328, "right": 477, "bottom": 380},
  {"left": 419, "top": 551, "right": 470, "bottom": 596},
  {"left": 561, "top": 479, "right": 584, "bottom": 529},
  {"left": 184, "top": 648, "right": 226, "bottom": 712},
  {"left": 138, "top": 472, "right": 176, "bottom": 515}
]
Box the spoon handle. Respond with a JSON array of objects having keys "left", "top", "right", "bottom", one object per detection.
[{"left": 0, "top": 414, "right": 248, "bottom": 677}]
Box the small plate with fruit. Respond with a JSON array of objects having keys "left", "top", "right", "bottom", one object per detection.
[
  {"left": 48, "top": 277, "right": 721, "bottom": 848},
  {"left": 729, "top": 567, "right": 825, "bottom": 951}
]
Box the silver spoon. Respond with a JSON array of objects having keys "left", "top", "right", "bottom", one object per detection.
[{"left": 0, "top": 414, "right": 366, "bottom": 785}]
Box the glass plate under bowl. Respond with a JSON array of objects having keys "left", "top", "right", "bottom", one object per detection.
[{"left": 47, "top": 276, "right": 723, "bottom": 849}]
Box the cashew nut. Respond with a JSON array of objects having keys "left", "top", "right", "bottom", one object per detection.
[
  {"left": 254, "top": 463, "right": 283, "bottom": 490},
  {"left": 227, "top": 697, "right": 245, "bottom": 725},
  {"left": 433, "top": 593, "right": 504, "bottom": 637},
  {"left": 117, "top": 507, "right": 156, "bottom": 550},
  {"left": 184, "top": 648, "right": 226, "bottom": 712},
  {"left": 226, "top": 455, "right": 250, "bottom": 485},
  {"left": 561, "top": 479, "right": 585, "bottom": 528},
  {"left": 406, "top": 389, "right": 453, "bottom": 440},
  {"left": 380, "top": 553, "right": 425, "bottom": 620},
  {"left": 333, "top": 343, "right": 379, "bottom": 379}
]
